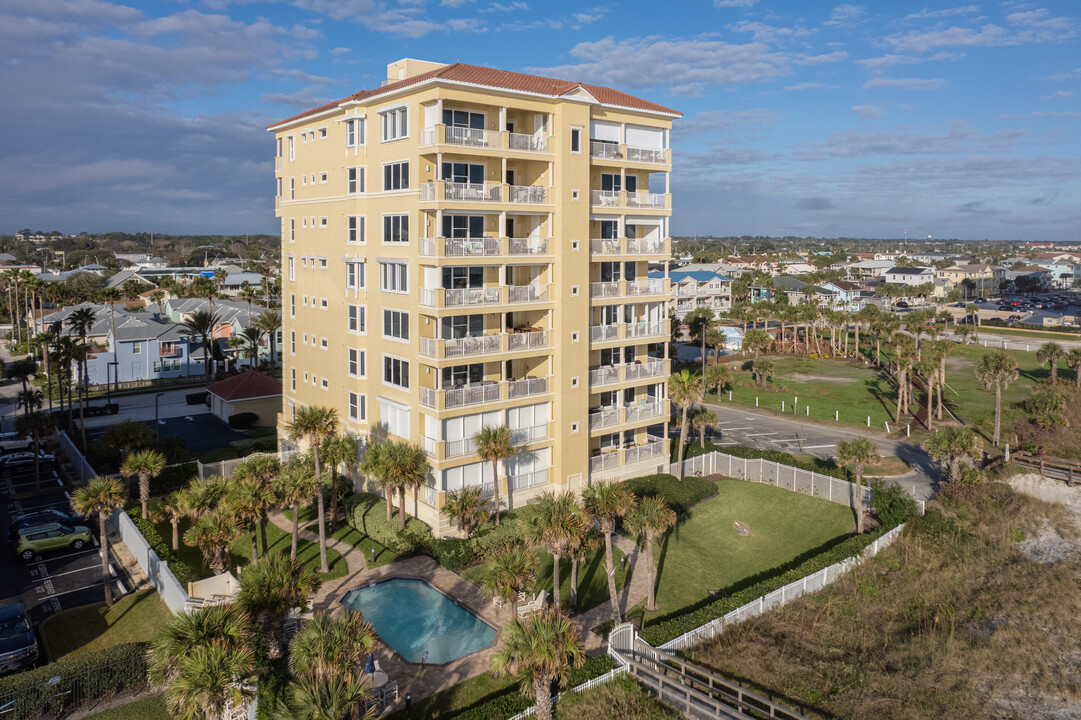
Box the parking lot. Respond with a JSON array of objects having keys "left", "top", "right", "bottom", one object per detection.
[
  {"left": 969, "top": 291, "right": 1081, "bottom": 325},
  {"left": 1, "top": 460, "right": 127, "bottom": 665}
]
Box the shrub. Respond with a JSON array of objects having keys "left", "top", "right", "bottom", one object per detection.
[
  {"left": 0, "top": 642, "right": 148, "bottom": 717},
  {"left": 429, "top": 537, "right": 477, "bottom": 570},
  {"left": 228, "top": 412, "right": 259, "bottom": 429},
  {"left": 185, "top": 391, "right": 209, "bottom": 405},
  {"left": 469, "top": 506, "right": 542, "bottom": 558},
  {"left": 639, "top": 527, "right": 892, "bottom": 645},
  {"left": 126, "top": 507, "right": 201, "bottom": 585},
  {"left": 147, "top": 461, "right": 197, "bottom": 497},
  {"left": 869, "top": 479, "right": 920, "bottom": 529},
  {"left": 623, "top": 474, "right": 717, "bottom": 515},
  {"left": 343, "top": 493, "right": 432, "bottom": 556}
]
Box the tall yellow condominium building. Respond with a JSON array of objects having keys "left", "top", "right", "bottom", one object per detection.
[{"left": 268, "top": 59, "right": 679, "bottom": 533}]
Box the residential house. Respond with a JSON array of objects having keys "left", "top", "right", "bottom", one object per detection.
[
  {"left": 883, "top": 267, "right": 935, "bottom": 286},
  {"left": 84, "top": 314, "right": 203, "bottom": 386},
  {"left": 662, "top": 268, "right": 733, "bottom": 318},
  {"left": 936, "top": 263, "right": 1005, "bottom": 295},
  {"left": 819, "top": 279, "right": 867, "bottom": 311},
  {"left": 849, "top": 259, "right": 896, "bottom": 279},
  {"left": 207, "top": 371, "right": 282, "bottom": 427},
  {"left": 771, "top": 275, "right": 813, "bottom": 304}
]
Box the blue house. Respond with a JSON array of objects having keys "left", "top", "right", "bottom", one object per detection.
[{"left": 86, "top": 315, "right": 204, "bottom": 386}]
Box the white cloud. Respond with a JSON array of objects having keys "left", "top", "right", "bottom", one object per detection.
[
  {"left": 292, "top": 0, "right": 441, "bottom": 37},
  {"left": 713, "top": 0, "right": 757, "bottom": 6},
  {"left": 885, "top": 10, "right": 1076, "bottom": 53},
  {"left": 785, "top": 82, "right": 835, "bottom": 90},
  {"left": 801, "top": 123, "right": 1024, "bottom": 158},
  {"left": 440, "top": 0, "right": 474, "bottom": 5},
  {"left": 673, "top": 109, "right": 773, "bottom": 140},
  {"left": 330, "top": 47, "right": 351, "bottom": 54},
  {"left": 903, "top": 5, "right": 980, "bottom": 21},
  {"left": 824, "top": 4, "right": 865, "bottom": 28},
  {"left": 852, "top": 105, "right": 885, "bottom": 119},
  {"left": 863, "top": 76, "right": 948, "bottom": 90},
  {"left": 727, "top": 20, "right": 812, "bottom": 44},
  {"left": 446, "top": 17, "right": 485, "bottom": 31},
  {"left": 479, "top": 1, "right": 528, "bottom": 11}
]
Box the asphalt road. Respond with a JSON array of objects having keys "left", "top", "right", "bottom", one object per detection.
[{"left": 688, "top": 403, "right": 940, "bottom": 501}]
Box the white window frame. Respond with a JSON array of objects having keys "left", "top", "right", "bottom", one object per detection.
[
  {"left": 382, "top": 214, "right": 409, "bottom": 244},
  {"left": 379, "top": 261, "right": 408, "bottom": 294},
  {"left": 287, "top": 135, "right": 295, "bottom": 161},
  {"left": 347, "top": 167, "right": 365, "bottom": 194},
  {"left": 289, "top": 218, "right": 295, "bottom": 243},
  {"left": 382, "top": 309, "right": 409, "bottom": 341},
  {"left": 346, "top": 261, "right": 366, "bottom": 290},
  {"left": 382, "top": 354, "right": 410, "bottom": 389},
  {"left": 348, "top": 348, "right": 366, "bottom": 378},
  {"left": 382, "top": 160, "right": 409, "bottom": 191},
  {"left": 347, "top": 216, "right": 365, "bottom": 244},
  {"left": 289, "top": 178, "right": 295, "bottom": 200},
  {"left": 345, "top": 117, "right": 366, "bottom": 147},
  {"left": 290, "top": 330, "right": 296, "bottom": 353},
  {"left": 320, "top": 172, "right": 327, "bottom": 184},
  {"left": 380, "top": 106, "right": 409, "bottom": 142},
  {"left": 347, "top": 305, "right": 366, "bottom": 334},
  {"left": 570, "top": 127, "right": 582, "bottom": 154},
  {"left": 349, "top": 392, "right": 366, "bottom": 421},
  {"left": 320, "top": 217, "right": 327, "bottom": 228},
  {"left": 287, "top": 256, "right": 295, "bottom": 281},
  {"left": 291, "top": 368, "right": 296, "bottom": 391}
]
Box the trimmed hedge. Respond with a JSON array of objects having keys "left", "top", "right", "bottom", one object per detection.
[
  {"left": 228, "top": 412, "right": 259, "bottom": 429},
  {"left": 429, "top": 537, "right": 476, "bottom": 570},
  {"left": 343, "top": 492, "right": 432, "bottom": 556},
  {"left": 639, "top": 526, "right": 892, "bottom": 645},
  {"left": 681, "top": 442, "right": 847, "bottom": 480},
  {"left": 186, "top": 391, "right": 209, "bottom": 405},
  {"left": 622, "top": 474, "right": 717, "bottom": 516},
  {"left": 0, "top": 642, "right": 148, "bottom": 717},
  {"left": 126, "top": 507, "right": 201, "bottom": 585}
]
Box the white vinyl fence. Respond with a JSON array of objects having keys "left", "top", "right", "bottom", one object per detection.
[
  {"left": 56, "top": 430, "right": 96, "bottom": 482},
  {"left": 196, "top": 448, "right": 300, "bottom": 479},
  {"left": 112, "top": 508, "right": 192, "bottom": 614},
  {"left": 658, "top": 522, "right": 907, "bottom": 652},
  {"left": 505, "top": 665, "right": 632, "bottom": 720}
]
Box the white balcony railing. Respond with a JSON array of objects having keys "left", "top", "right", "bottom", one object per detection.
[
  {"left": 508, "top": 468, "right": 549, "bottom": 491},
  {"left": 625, "top": 320, "right": 665, "bottom": 339},
  {"left": 626, "top": 146, "right": 666, "bottom": 164},
  {"left": 508, "top": 133, "right": 549, "bottom": 153},
  {"left": 442, "top": 288, "right": 502, "bottom": 307},
  {"left": 590, "top": 325, "right": 620, "bottom": 343},
  {"left": 590, "top": 238, "right": 622, "bottom": 255},
  {"left": 625, "top": 436, "right": 666, "bottom": 464},
  {"left": 590, "top": 281, "right": 621, "bottom": 299},
  {"left": 510, "top": 423, "right": 549, "bottom": 446},
  {"left": 590, "top": 141, "right": 622, "bottom": 159},
  {"left": 626, "top": 278, "right": 666, "bottom": 297},
  {"left": 625, "top": 359, "right": 666, "bottom": 381},
  {"left": 589, "top": 366, "right": 620, "bottom": 386},
  {"left": 419, "top": 484, "right": 437, "bottom": 506},
  {"left": 420, "top": 182, "right": 502, "bottom": 203},
  {"left": 437, "top": 382, "right": 501, "bottom": 410},
  {"left": 591, "top": 190, "right": 620, "bottom": 207},
  {"left": 508, "top": 185, "right": 549, "bottom": 204},
  {"left": 589, "top": 408, "right": 620, "bottom": 430},
  {"left": 445, "top": 125, "right": 498, "bottom": 148},
  {"left": 628, "top": 192, "right": 666, "bottom": 209},
  {"left": 626, "top": 238, "right": 666, "bottom": 255},
  {"left": 419, "top": 237, "right": 501, "bottom": 257},
  {"left": 590, "top": 451, "right": 621, "bottom": 472},
  {"left": 508, "top": 237, "right": 549, "bottom": 255},
  {"left": 507, "top": 330, "right": 549, "bottom": 351},
  {"left": 420, "top": 334, "right": 503, "bottom": 359},
  {"left": 626, "top": 400, "right": 666, "bottom": 423},
  {"left": 508, "top": 376, "right": 549, "bottom": 399},
  {"left": 508, "top": 284, "right": 549, "bottom": 303}
]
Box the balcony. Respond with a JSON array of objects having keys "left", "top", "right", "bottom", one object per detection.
[
  {"left": 420, "top": 125, "right": 551, "bottom": 155},
  {"left": 508, "top": 467, "right": 550, "bottom": 491},
  {"left": 589, "top": 359, "right": 667, "bottom": 387},
  {"left": 589, "top": 237, "right": 669, "bottom": 256},
  {"left": 590, "top": 141, "right": 670, "bottom": 166},
  {"left": 625, "top": 320, "right": 667, "bottom": 340},
  {"left": 590, "top": 190, "right": 669, "bottom": 210},
  {"left": 626, "top": 399, "right": 667, "bottom": 423},
  {"left": 590, "top": 281, "right": 621, "bottom": 299},
  {"left": 590, "top": 436, "right": 667, "bottom": 475},
  {"left": 419, "top": 331, "right": 550, "bottom": 360},
  {"left": 589, "top": 324, "right": 620, "bottom": 343},
  {"left": 420, "top": 376, "right": 551, "bottom": 411},
  {"left": 418, "top": 236, "right": 552, "bottom": 260},
  {"left": 508, "top": 185, "right": 549, "bottom": 204},
  {"left": 508, "top": 237, "right": 549, "bottom": 256},
  {"left": 418, "top": 286, "right": 551, "bottom": 309},
  {"left": 420, "top": 181, "right": 502, "bottom": 203},
  {"left": 590, "top": 278, "right": 668, "bottom": 300},
  {"left": 588, "top": 401, "right": 668, "bottom": 431},
  {"left": 422, "top": 422, "right": 551, "bottom": 460}
]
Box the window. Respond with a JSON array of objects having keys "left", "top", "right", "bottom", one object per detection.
[
  {"left": 347, "top": 305, "right": 365, "bottom": 333},
  {"left": 318, "top": 257, "right": 327, "bottom": 268},
  {"left": 153, "top": 361, "right": 162, "bottom": 373},
  {"left": 379, "top": 397, "right": 409, "bottom": 439},
  {"left": 132, "top": 341, "right": 142, "bottom": 354},
  {"left": 383, "top": 309, "right": 409, "bottom": 340},
  {"left": 322, "top": 379, "right": 328, "bottom": 389},
  {"left": 348, "top": 392, "right": 366, "bottom": 421},
  {"left": 345, "top": 117, "right": 365, "bottom": 147},
  {"left": 346, "top": 261, "right": 365, "bottom": 290},
  {"left": 380, "top": 106, "right": 408, "bottom": 142},
  {"left": 290, "top": 331, "right": 295, "bottom": 353},
  {"left": 347, "top": 216, "right": 365, "bottom": 244},
  {"left": 379, "top": 261, "right": 408, "bottom": 293},
  {"left": 382, "top": 214, "right": 408, "bottom": 244},
  {"left": 383, "top": 356, "right": 409, "bottom": 388},
  {"left": 441, "top": 162, "right": 484, "bottom": 184},
  {"left": 289, "top": 178, "right": 295, "bottom": 200},
  {"left": 289, "top": 295, "right": 295, "bottom": 317},
  {"left": 320, "top": 337, "right": 328, "bottom": 348},
  {"left": 347, "top": 167, "right": 365, "bottom": 194},
  {"left": 291, "top": 368, "right": 296, "bottom": 391},
  {"left": 443, "top": 109, "right": 485, "bottom": 130},
  {"left": 288, "top": 135, "right": 295, "bottom": 161},
  {"left": 320, "top": 172, "right": 327, "bottom": 183},
  {"left": 383, "top": 161, "right": 409, "bottom": 190},
  {"left": 441, "top": 314, "right": 483, "bottom": 339},
  {"left": 289, "top": 218, "right": 295, "bottom": 242},
  {"left": 348, "top": 348, "right": 366, "bottom": 377},
  {"left": 287, "top": 257, "right": 295, "bottom": 281},
  {"left": 319, "top": 127, "right": 327, "bottom": 139},
  {"left": 320, "top": 217, "right": 327, "bottom": 228},
  {"left": 276, "top": 177, "right": 281, "bottom": 198},
  {"left": 570, "top": 127, "right": 581, "bottom": 153},
  {"left": 320, "top": 298, "right": 328, "bottom": 310},
  {"left": 442, "top": 215, "right": 484, "bottom": 239}
]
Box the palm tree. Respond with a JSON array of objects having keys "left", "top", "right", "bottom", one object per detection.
[
  {"left": 751, "top": 358, "right": 774, "bottom": 388},
  {"left": 582, "top": 482, "right": 636, "bottom": 624},
  {"left": 481, "top": 544, "right": 538, "bottom": 616},
  {"left": 238, "top": 282, "right": 257, "bottom": 324},
  {"left": 381, "top": 441, "right": 429, "bottom": 529},
  {"left": 668, "top": 369, "right": 703, "bottom": 475},
  {"left": 926, "top": 426, "right": 982, "bottom": 484},
  {"left": 233, "top": 454, "right": 281, "bottom": 553},
  {"left": 358, "top": 442, "right": 396, "bottom": 523},
  {"left": 685, "top": 307, "right": 716, "bottom": 377},
  {"left": 1067, "top": 348, "right": 1081, "bottom": 389},
  {"left": 835, "top": 437, "right": 880, "bottom": 534},
  {"left": 34, "top": 330, "right": 55, "bottom": 411},
  {"left": 70, "top": 476, "right": 125, "bottom": 606},
  {"left": 933, "top": 338, "right": 954, "bottom": 421},
  {"left": 287, "top": 406, "right": 340, "bottom": 573},
  {"left": 320, "top": 434, "right": 357, "bottom": 528},
  {"left": 741, "top": 328, "right": 771, "bottom": 357},
  {"left": 703, "top": 363, "right": 732, "bottom": 400},
  {"left": 151, "top": 490, "right": 192, "bottom": 553},
  {"left": 490, "top": 607, "right": 585, "bottom": 720},
  {"left": 102, "top": 418, "right": 155, "bottom": 460},
  {"left": 288, "top": 610, "right": 378, "bottom": 682},
  {"left": 689, "top": 406, "right": 717, "bottom": 448},
  {"left": 16, "top": 410, "right": 55, "bottom": 491},
  {"left": 853, "top": 305, "right": 880, "bottom": 361},
  {"left": 121, "top": 448, "right": 166, "bottom": 521},
  {"left": 236, "top": 551, "right": 322, "bottom": 659},
  {"left": 965, "top": 303, "right": 980, "bottom": 327},
  {"left": 975, "top": 349, "right": 1019, "bottom": 447},
  {"left": 282, "top": 674, "right": 373, "bottom": 720},
  {"left": 272, "top": 455, "right": 320, "bottom": 561},
  {"left": 474, "top": 425, "right": 513, "bottom": 526},
  {"left": 227, "top": 478, "right": 272, "bottom": 562},
  {"left": 624, "top": 497, "right": 676, "bottom": 611},
  {"left": 892, "top": 336, "right": 917, "bottom": 423},
  {"left": 150, "top": 289, "right": 166, "bottom": 318},
  {"left": 181, "top": 309, "right": 222, "bottom": 377},
  {"left": 69, "top": 343, "right": 91, "bottom": 449},
  {"left": 526, "top": 491, "right": 580, "bottom": 610},
  {"left": 1037, "top": 341, "right": 1066, "bottom": 384},
  {"left": 240, "top": 326, "right": 264, "bottom": 366},
  {"left": 185, "top": 506, "right": 242, "bottom": 574},
  {"left": 441, "top": 485, "right": 490, "bottom": 538},
  {"left": 565, "top": 507, "right": 596, "bottom": 609},
  {"left": 16, "top": 387, "right": 43, "bottom": 418},
  {"left": 254, "top": 309, "right": 282, "bottom": 368}
]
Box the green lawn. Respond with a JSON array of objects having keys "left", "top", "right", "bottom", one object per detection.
[
  {"left": 154, "top": 515, "right": 348, "bottom": 581},
  {"left": 81, "top": 694, "right": 170, "bottom": 720},
  {"left": 972, "top": 325, "right": 1081, "bottom": 341},
  {"left": 460, "top": 545, "right": 627, "bottom": 612},
  {"left": 328, "top": 524, "right": 399, "bottom": 568},
  {"left": 39, "top": 589, "right": 170, "bottom": 661},
  {"left": 629, "top": 478, "right": 853, "bottom": 626},
  {"left": 939, "top": 344, "right": 1044, "bottom": 441}
]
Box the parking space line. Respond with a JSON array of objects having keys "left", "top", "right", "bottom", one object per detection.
[
  {"left": 39, "top": 582, "right": 110, "bottom": 602},
  {"left": 34, "top": 548, "right": 103, "bottom": 563},
  {"left": 723, "top": 426, "right": 753, "bottom": 431},
  {"left": 32, "top": 562, "right": 116, "bottom": 582},
  {"left": 745, "top": 432, "right": 779, "bottom": 437},
  {"left": 802, "top": 444, "right": 836, "bottom": 449}
]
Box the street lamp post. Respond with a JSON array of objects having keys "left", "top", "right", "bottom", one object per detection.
[{"left": 154, "top": 392, "right": 165, "bottom": 440}]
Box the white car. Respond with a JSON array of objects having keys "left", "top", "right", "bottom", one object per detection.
[{"left": 0, "top": 433, "right": 33, "bottom": 454}]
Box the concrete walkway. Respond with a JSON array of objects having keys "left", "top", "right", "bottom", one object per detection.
[{"left": 573, "top": 534, "right": 653, "bottom": 653}]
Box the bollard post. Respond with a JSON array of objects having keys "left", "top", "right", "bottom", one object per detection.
[
  {"left": 906, "top": 423, "right": 910, "bottom": 437},
  {"left": 729, "top": 390, "right": 732, "bottom": 401},
  {"left": 782, "top": 401, "right": 785, "bottom": 412},
  {"left": 866, "top": 416, "right": 870, "bottom": 427},
  {"left": 756, "top": 396, "right": 759, "bottom": 407},
  {"left": 885, "top": 422, "right": 890, "bottom": 434},
  {"left": 371, "top": 547, "right": 375, "bottom": 563},
  {"left": 1005, "top": 443, "right": 1010, "bottom": 462},
  {"left": 835, "top": 410, "right": 839, "bottom": 421},
  {"left": 806, "top": 405, "right": 809, "bottom": 416}
]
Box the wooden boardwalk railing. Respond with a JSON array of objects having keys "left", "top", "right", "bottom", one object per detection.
[{"left": 1013, "top": 450, "right": 1080, "bottom": 486}]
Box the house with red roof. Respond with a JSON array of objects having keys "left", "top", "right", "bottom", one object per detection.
[{"left": 206, "top": 371, "right": 281, "bottom": 428}]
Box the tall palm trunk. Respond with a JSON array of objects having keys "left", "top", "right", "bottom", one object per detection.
[
  {"left": 99, "top": 512, "right": 113, "bottom": 606},
  {"left": 569, "top": 555, "right": 579, "bottom": 608},
  {"left": 854, "top": 469, "right": 865, "bottom": 533},
  {"left": 551, "top": 550, "right": 562, "bottom": 609},
  {"left": 895, "top": 368, "right": 906, "bottom": 423},
  {"left": 77, "top": 359, "right": 88, "bottom": 449},
  {"left": 993, "top": 383, "right": 1002, "bottom": 447},
  {"left": 603, "top": 526, "right": 620, "bottom": 623},
  {"left": 533, "top": 674, "right": 554, "bottom": 720},
  {"left": 312, "top": 448, "right": 329, "bottom": 574},
  {"left": 171, "top": 517, "right": 179, "bottom": 553},
  {"left": 938, "top": 355, "right": 947, "bottom": 420},
  {"left": 398, "top": 485, "right": 407, "bottom": 530},
  {"left": 925, "top": 370, "right": 934, "bottom": 431},
  {"left": 644, "top": 533, "right": 658, "bottom": 610},
  {"left": 675, "top": 403, "right": 690, "bottom": 478},
  {"left": 250, "top": 521, "right": 259, "bottom": 562},
  {"left": 290, "top": 502, "right": 300, "bottom": 561},
  {"left": 259, "top": 511, "right": 268, "bottom": 556},
  {"left": 491, "top": 459, "right": 502, "bottom": 526}
]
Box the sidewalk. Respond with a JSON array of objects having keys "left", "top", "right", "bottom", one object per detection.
[{"left": 573, "top": 534, "right": 652, "bottom": 652}]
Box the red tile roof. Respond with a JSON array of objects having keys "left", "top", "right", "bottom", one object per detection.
[
  {"left": 269, "top": 62, "right": 680, "bottom": 129},
  {"left": 207, "top": 371, "right": 281, "bottom": 401}
]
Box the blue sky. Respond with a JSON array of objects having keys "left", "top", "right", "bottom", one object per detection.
[{"left": 1, "top": 0, "right": 1078, "bottom": 241}]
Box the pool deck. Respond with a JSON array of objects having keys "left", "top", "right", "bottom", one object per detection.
[{"left": 269, "top": 510, "right": 652, "bottom": 714}]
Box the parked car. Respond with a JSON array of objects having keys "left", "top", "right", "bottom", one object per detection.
[
  {"left": 0, "top": 602, "right": 37, "bottom": 676},
  {"left": 975, "top": 297, "right": 987, "bottom": 303},
  {"left": 0, "top": 433, "right": 33, "bottom": 455},
  {"left": 9, "top": 509, "right": 91, "bottom": 541},
  {"left": 15, "top": 523, "right": 92, "bottom": 561},
  {"left": 0, "top": 451, "right": 55, "bottom": 476},
  {"left": 894, "top": 301, "right": 910, "bottom": 309}
]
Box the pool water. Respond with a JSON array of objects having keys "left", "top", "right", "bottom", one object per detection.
[{"left": 341, "top": 579, "right": 496, "bottom": 664}]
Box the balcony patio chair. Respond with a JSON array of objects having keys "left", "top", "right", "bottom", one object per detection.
[{"left": 517, "top": 589, "right": 548, "bottom": 617}]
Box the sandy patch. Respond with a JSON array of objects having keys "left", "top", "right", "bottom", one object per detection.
[
  {"left": 1008, "top": 473, "right": 1081, "bottom": 563},
  {"left": 787, "top": 373, "right": 858, "bottom": 384}
]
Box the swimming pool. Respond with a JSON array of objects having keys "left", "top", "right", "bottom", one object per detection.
[{"left": 340, "top": 579, "right": 496, "bottom": 664}]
